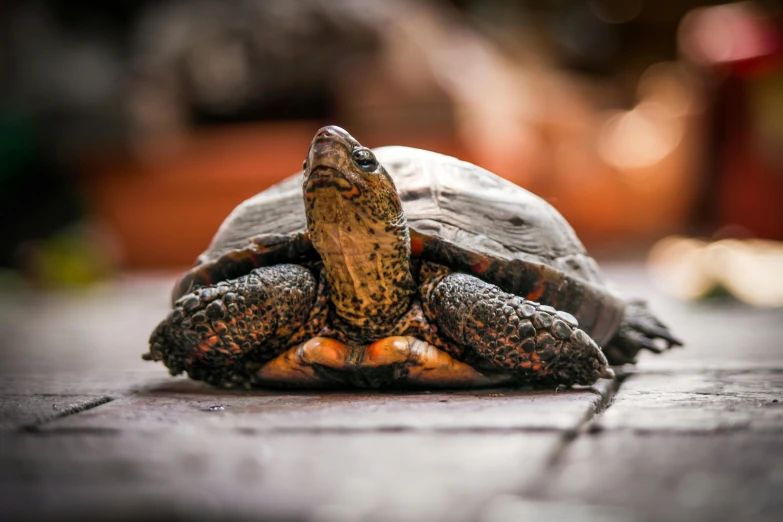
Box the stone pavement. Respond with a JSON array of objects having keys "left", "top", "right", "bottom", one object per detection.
[{"left": 0, "top": 263, "right": 781, "bottom": 522}]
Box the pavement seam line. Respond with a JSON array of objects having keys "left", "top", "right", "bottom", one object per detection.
[
  {"left": 512, "top": 375, "right": 627, "bottom": 500},
  {"left": 18, "top": 396, "right": 114, "bottom": 433},
  {"left": 544, "top": 374, "right": 626, "bottom": 469}
]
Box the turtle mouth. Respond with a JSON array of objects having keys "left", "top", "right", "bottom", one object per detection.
[{"left": 304, "top": 166, "right": 355, "bottom": 193}]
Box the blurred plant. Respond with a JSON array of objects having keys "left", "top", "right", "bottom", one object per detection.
[
  {"left": 15, "top": 222, "right": 120, "bottom": 290},
  {"left": 0, "top": 107, "right": 87, "bottom": 272}
]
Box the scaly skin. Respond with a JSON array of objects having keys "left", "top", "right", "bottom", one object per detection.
[
  {"left": 419, "top": 262, "right": 611, "bottom": 386},
  {"left": 303, "top": 126, "right": 417, "bottom": 343},
  {"left": 145, "top": 264, "right": 329, "bottom": 388}
]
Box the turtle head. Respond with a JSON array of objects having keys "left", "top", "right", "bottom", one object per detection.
[
  {"left": 302, "top": 126, "right": 403, "bottom": 228},
  {"left": 301, "top": 126, "right": 415, "bottom": 336}
]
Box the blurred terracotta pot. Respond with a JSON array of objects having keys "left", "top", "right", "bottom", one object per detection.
[{"left": 80, "top": 122, "right": 319, "bottom": 269}]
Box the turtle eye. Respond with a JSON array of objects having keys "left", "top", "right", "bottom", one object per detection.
[{"left": 352, "top": 149, "right": 378, "bottom": 172}]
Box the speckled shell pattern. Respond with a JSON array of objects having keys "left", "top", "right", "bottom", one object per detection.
[{"left": 192, "top": 147, "right": 626, "bottom": 347}]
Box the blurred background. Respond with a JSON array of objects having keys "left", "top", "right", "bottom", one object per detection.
[{"left": 1, "top": 0, "right": 782, "bottom": 307}]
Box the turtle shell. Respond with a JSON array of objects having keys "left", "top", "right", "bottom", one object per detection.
[{"left": 183, "top": 147, "right": 626, "bottom": 345}]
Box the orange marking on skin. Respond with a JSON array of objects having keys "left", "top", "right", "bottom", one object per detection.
[
  {"left": 207, "top": 336, "right": 220, "bottom": 347},
  {"left": 520, "top": 360, "right": 532, "bottom": 369},
  {"left": 526, "top": 281, "right": 545, "bottom": 302},
  {"left": 213, "top": 322, "right": 228, "bottom": 334},
  {"left": 410, "top": 236, "right": 425, "bottom": 255},
  {"left": 531, "top": 362, "right": 542, "bottom": 372},
  {"left": 471, "top": 257, "right": 491, "bottom": 274}
]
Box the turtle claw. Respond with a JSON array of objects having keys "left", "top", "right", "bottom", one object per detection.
[
  {"left": 603, "top": 300, "right": 681, "bottom": 365},
  {"left": 599, "top": 367, "right": 616, "bottom": 379},
  {"left": 628, "top": 319, "right": 683, "bottom": 347},
  {"left": 638, "top": 337, "right": 664, "bottom": 354}
]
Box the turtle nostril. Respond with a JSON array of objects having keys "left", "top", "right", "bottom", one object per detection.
[
  {"left": 312, "top": 126, "right": 353, "bottom": 154},
  {"left": 315, "top": 125, "right": 352, "bottom": 141},
  {"left": 316, "top": 127, "right": 339, "bottom": 139}
]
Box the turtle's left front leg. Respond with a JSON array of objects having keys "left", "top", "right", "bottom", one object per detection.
[{"left": 419, "top": 262, "right": 613, "bottom": 386}]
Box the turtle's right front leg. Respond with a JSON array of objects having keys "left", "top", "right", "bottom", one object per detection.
[{"left": 145, "top": 264, "right": 329, "bottom": 388}]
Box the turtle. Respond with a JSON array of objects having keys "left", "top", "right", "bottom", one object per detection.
[{"left": 144, "top": 126, "right": 681, "bottom": 389}]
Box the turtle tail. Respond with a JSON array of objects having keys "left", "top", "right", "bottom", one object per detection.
[{"left": 602, "top": 300, "right": 682, "bottom": 365}]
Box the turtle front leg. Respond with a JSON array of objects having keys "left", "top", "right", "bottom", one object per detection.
[
  {"left": 419, "top": 262, "right": 613, "bottom": 386},
  {"left": 144, "top": 264, "right": 329, "bottom": 388}
]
